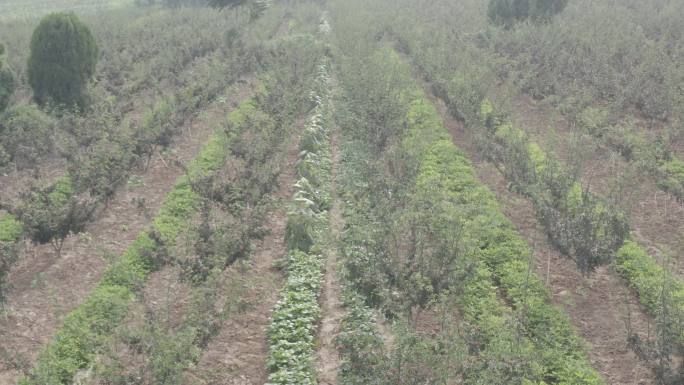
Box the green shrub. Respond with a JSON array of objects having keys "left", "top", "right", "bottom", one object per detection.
[
  {"left": 336, "top": 290, "right": 386, "bottom": 385},
  {"left": 17, "top": 178, "right": 96, "bottom": 257},
  {"left": 0, "top": 213, "right": 21, "bottom": 242},
  {"left": 0, "top": 213, "right": 21, "bottom": 304},
  {"left": 27, "top": 12, "right": 98, "bottom": 108},
  {"left": 659, "top": 158, "right": 684, "bottom": 201},
  {"left": 577, "top": 107, "right": 610, "bottom": 137},
  {"left": 479, "top": 99, "right": 630, "bottom": 273},
  {"left": 0, "top": 104, "right": 54, "bottom": 169}
]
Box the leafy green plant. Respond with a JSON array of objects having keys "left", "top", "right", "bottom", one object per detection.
[{"left": 266, "top": 59, "right": 330, "bottom": 385}]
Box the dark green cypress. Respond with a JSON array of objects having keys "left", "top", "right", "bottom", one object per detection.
[{"left": 27, "top": 12, "right": 98, "bottom": 108}]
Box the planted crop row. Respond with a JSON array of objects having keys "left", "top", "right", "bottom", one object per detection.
[
  {"left": 334, "top": 277, "right": 385, "bottom": 384},
  {"left": 381, "top": 2, "right": 684, "bottom": 203},
  {"left": 396, "top": 21, "right": 676, "bottom": 277},
  {"left": 573, "top": 108, "right": 684, "bottom": 202},
  {"left": 477, "top": 99, "right": 628, "bottom": 273},
  {"left": 17, "top": 89, "right": 268, "bottom": 385},
  {"left": 80, "top": 51, "right": 318, "bottom": 382},
  {"left": 0, "top": 35, "right": 266, "bottom": 307},
  {"left": 266, "top": 58, "right": 332, "bottom": 385},
  {"left": 389, "top": 21, "right": 684, "bottom": 374},
  {"left": 615, "top": 242, "right": 684, "bottom": 341},
  {"left": 478, "top": 99, "right": 684, "bottom": 344},
  {"left": 332, "top": 41, "right": 602, "bottom": 383}
]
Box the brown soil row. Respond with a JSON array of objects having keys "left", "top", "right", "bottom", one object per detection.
[
  {"left": 315, "top": 122, "right": 344, "bottom": 385},
  {"left": 0, "top": 81, "right": 255, "bottom": 384},
  {"left": 422, "top": 76, "right": 658, "bottom": 385}
]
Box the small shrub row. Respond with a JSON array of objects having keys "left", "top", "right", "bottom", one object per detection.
[
  {"left": 332, "top": 45, "right": 602, "bottom": 383},
  {"left": 403, "top": 88, "right": 603, "bottom": 384},
  {"left": 335, "top": 286, "right": 385, "bottom": 385},
  {"left": 615, "top": 241, "right": 684, "bottom": 342},
  {"left": 18, "top": 92, "right": 263, "bottom": 385},
  {"left": 479, "top": 98, "right": 629, "bottom": 273},
  {"left": 0, "top": 38, "right": 263, "bottom": 309},
  {"left": 266, "top": 59, "right": 331, "bottom": 385},
  {"left": 479, "top": 97, "right": 684, "bottom": 349},
  {"left": 574, "top": 106, "right": 684, "bottom": 202},
  {"left": 88, "top": 57, "right": 315, "bottom": 382}
]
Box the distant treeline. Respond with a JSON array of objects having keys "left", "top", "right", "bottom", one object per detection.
[{"left": 134, "top": 0, "right": 210, "bottom": 6}]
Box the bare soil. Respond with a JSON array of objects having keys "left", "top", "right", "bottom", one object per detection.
[
  {"left": 315, "top": 124, "right": 344, "bottom": 385},
  {"left": 0, "top": 81, "right": 256, "bottom": 384},
  {"left": 183, "top": 120, "right": 302, "bottom": 385},
  {"left": 424, "top": 80, "right": 657, "bottom": 385}
]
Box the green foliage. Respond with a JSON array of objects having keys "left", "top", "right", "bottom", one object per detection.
[
  {"left": 249, "top": 0, "right": 270, "bottom": 22},
  {"left": 0, "top": 44, "right": 14, "bottom": 113},
  {"left": 478, "top": 99, "right": 630, "bottom": 273},
  {"left": 0, "top": 104, "right": 54, "bottom": 169},
  {"left": 0, "top": 213, "right": 22, "bottom": 242},
  {"left": 17, "top": 178, "right": 96, "bottom": 256},
  {"left": 266, "top": 250, "right": 324, "bottom": 385},
  {"left": 336, "top": 290, "right": 386, "bottom": 385},
  {"left": 27, "top": 12, "right": 98, "bottom": 108},
  {"left": 267, "top": 59, "right": 330, "bottom": 385},
  {"left": 659, "top": 158, "right": 684, "bottom": 201},
  {"left": 0, "top": 213, "right": 21, "bottom": 304},
  {"left": 20, "top": 285, "right": 134, "bottom": 385},
  {"left": 209, "top": 0, "right": 249, "bottom": 9},
  {"left": 488, "top": 0, "right": 568, "bottom": 28},
  {"left": 332, "top": 23, "right": 602, "bottom": 381},
  {"left": 68, "top": 132, "right": 138, "bottom": 201},
  {"left": 0, "top": 239, "right": 18, "bottom": 304},
  {"left": 21, "top": 94, "right": 242, "bottom": 385},
  {"left": 615, "top": 240, "right": 684, "bottom": 383},
  {"left": 615, "top": 240, "right": 684, "bottom": 332},
  {"left": 408, "top": 91, "right": 600, "bottom": 384}
]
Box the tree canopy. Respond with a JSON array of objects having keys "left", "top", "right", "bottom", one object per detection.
[
  {"left": 27, "top": 12, "right": 99, "bottom": 108},
  {"left": 488, "top": 0, "right": 569, "bottom": 28}
]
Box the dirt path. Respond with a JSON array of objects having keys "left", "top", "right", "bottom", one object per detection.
[
  {"left": 0, "top": 82, "right": 255, "bottom": 384},
  {"left": 183, "top": 119, "right": 302, "bottom": 385},
  {"left": 418, "top": 74, "right": 657, "bottom": 385},
  {"left": 315, "top": 122, "right": 345, "bottom": 385}
]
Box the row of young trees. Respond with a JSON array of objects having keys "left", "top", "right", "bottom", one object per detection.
[
  {"left": 379, "top": 0, "right": 684, "bottom": 381},
  {"left": 20, "top": 20, "right": 324, "bottom": 382},
  {"left": 0, "top": 3, "right": 280, "bottom": 310}
]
